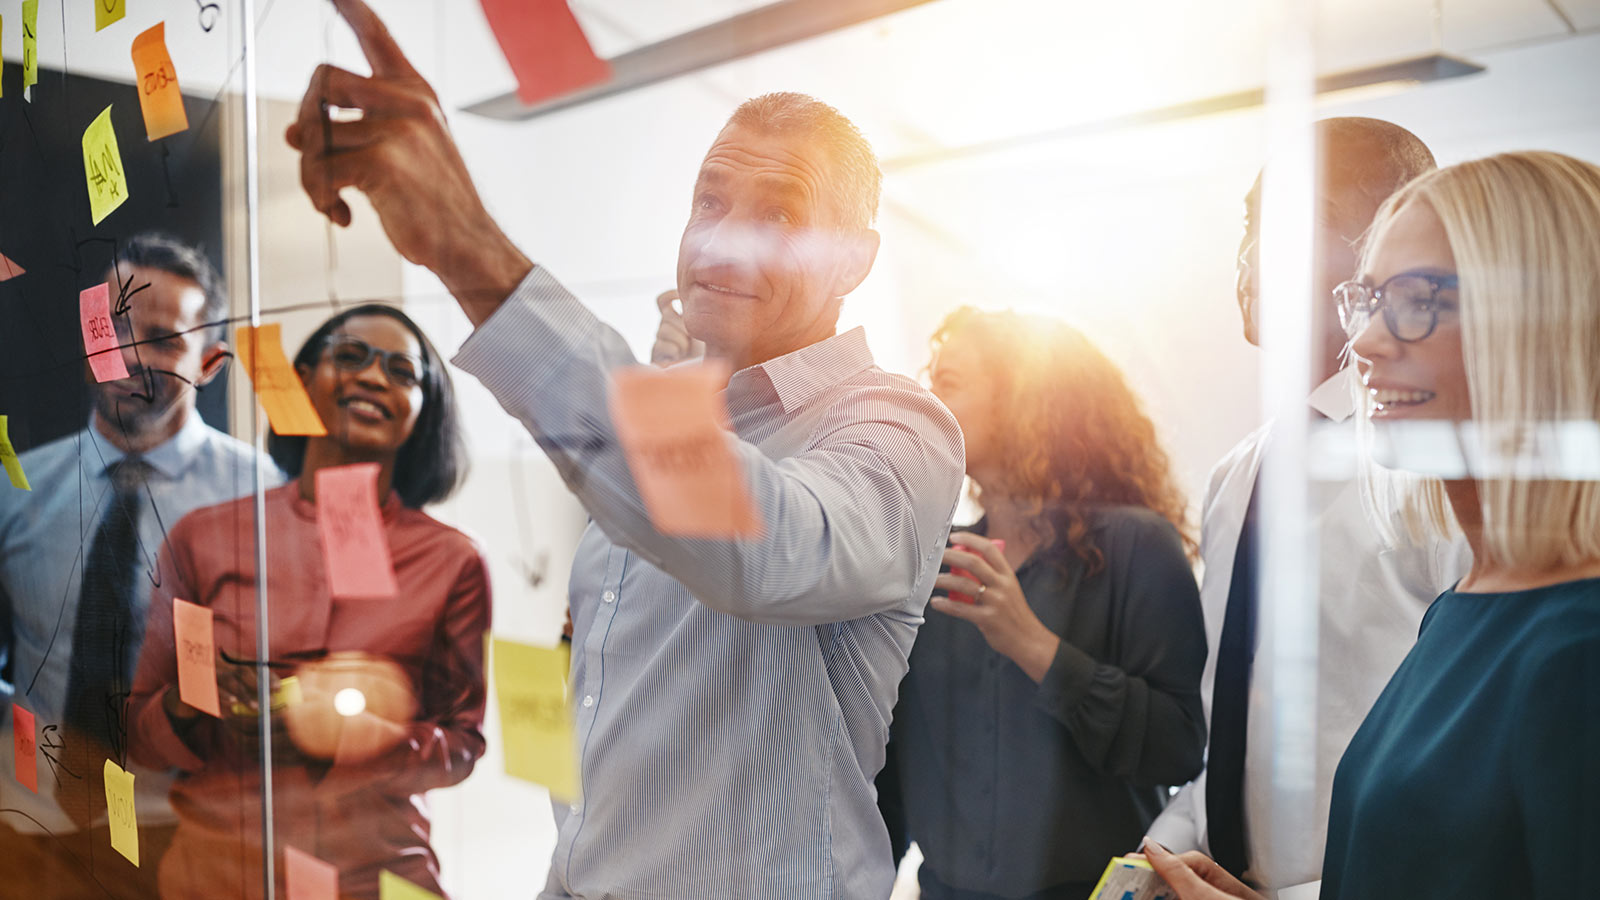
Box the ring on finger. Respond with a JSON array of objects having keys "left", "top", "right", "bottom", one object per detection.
[{"left": 976, "top": 583, "right": 987, "bottom": 599}]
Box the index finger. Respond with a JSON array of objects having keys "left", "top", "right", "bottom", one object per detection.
[
  {"left": 331, "top": 0, "right": 420, "bottom": 79},
  {"left": 656, "top": 290, "right": 682, "bottom": 317}
]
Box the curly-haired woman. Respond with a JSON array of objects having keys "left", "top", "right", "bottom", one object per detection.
[{"left": 877, "top": 307, "right": 1208, "bottom": 900}]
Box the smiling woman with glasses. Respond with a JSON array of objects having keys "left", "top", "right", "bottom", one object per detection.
[
  {"left": 128, "top": 304, "right": 489, "bottom": 899},
  {"left": 1333, "top": 271, "right": 1459, "bottom": 343}
]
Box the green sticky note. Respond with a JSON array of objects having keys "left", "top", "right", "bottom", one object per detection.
[
  {"left": 492, "top": 637, "right": 579, "bottom": 800},
  {"left": 22, "top": 1, "right": 38, "bottom": 92},
  {"left": 95, "top": 0, "right": 125, "bottom": 32},
  {"left": 0, "top": 416, "right": 30, "bottom": 491},
  {"left": 82, "top": 106, "right": 129, "bottom": 226},
  {"left": 378, "top": 870, "right": 442, "bottom": 900}
]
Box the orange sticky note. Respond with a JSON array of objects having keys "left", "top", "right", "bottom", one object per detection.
[
  {"left": 379, "top": 870, "right": 442, "bottom": 900},
  {"left": 12, "top": 703, "right": 37, "bottom": 792},
  {"left": 315, "top": 463, "right": 398, "bottom": 600},
  {"left": 0, "top": 416, "right": 29, "bottom": 491},
  {"left": 82, "top": 105, "right": 130, "bottom": 225},
  {"left": 104, "top": 759, "right": 138, "bottom": 866},
  {"left": 233, "top": 324, "right": 327, "bottom": 436},
  {"left": 95, "top": 0, "right": 125, "bottom": 32},
  {"left": 80, "top": 283, "right": 130, "bottom": 383},
  {"left": 0, "top": 251, "right": 24, "bottom": 281},
  {"left": 478, "top": 0, "right": 611, "bottom": 105},
  {"left": 285, "top": 845, "right": 338, "bottom": 900},
  {"left": 492, "top": 638, "right": 578, "bottom": 799},
  {"left": 608, "top": 364, "right": 762, "bottom": 538},
  {"left": 130, "top": 24, "right": 189, "bottom": 140},
  {"left": 173, "top": 598, "right": 220, "bottom": 717}
]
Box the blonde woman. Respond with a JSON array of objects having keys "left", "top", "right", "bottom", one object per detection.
[{"left": 1146, "top": 152, "right": 1600, "bottom": 899}]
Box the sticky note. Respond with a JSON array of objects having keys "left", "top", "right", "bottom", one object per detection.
[
  {"left": 492, "top": 638, "right": 578, "bottom": 799},
  {"left": 478, "top": 0, "right": 612, "bottom": 106},
  {"left": 0, "top": 252, "right": 22, "bottom": 281},
  {"left": 379, "top": 870, "right": 442, "bottom": 900},
  {"left": 104, "top": 759, "right": 138, "bottom": 866},
  {"left": 950, "top": 538, "right": 1003, "bottom": 604},
  {"left": 80, "top": 283, "right": 130, "bottom": 383},
  {"left": 82, "top": 106, "right": 129, "bottom": 225},
  {"left": 0, "top": 416, "right": 29, "bottom": 491},
  {"left": 315, "top": 463, "right": 398, "bottom": 600},
  {"left": 173, "top": 599, "right": 220, "bottom": 717},
  {"left": 233, "top": 324, "right": 327, "bottom": 436},
  {"left": 12, "top": 703, "right": 37, "bottom": 792},
  {"left": 131, "top": 23, "right": 189, "bottom": 140},
  {"left": 95, "top": 0, "right": 125, "bottom": 32},
  {"left": 285, "top": 846, "right": 338, "bottom": 900},
  {"left": 608, "top": 364, "right": 762, "bottom": 538},
  {"left": 22, "top": 1, "right": 37, "bottom": 92}
]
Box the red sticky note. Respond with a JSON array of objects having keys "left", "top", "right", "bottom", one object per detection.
[
  {"left": 80, "top": 282, "right": 129, "bottom": 382},
  {"left": 478, "top": 0, "right": 611, "bottom": 105},
  {"left": 12, "top": 703, "right": 37, "bottom": 793},
  {"left": 130, "top": 23, "right": 189, "bottom": 141},
  {"left": 172, "top": 598, "right": 220, "bottom": 717},
  {"left": 316, "top": 463, "right": 399, "bottom": 600},
  {"left": 608, "top": 363, "right": 763, "bottom": 539},
  {"left": 950, "top": 539, "right": 1003, "bottom": 604},
  {"left": 0, "top": 251, "right": 23, "bottom": 281},
  {"left": 285, "top": 845, "right": 338, "bottom": 900}
]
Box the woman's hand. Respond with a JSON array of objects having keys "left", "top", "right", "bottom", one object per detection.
[
  {"left": 1136, "top": 841, "right": 1267, "bottom": 900},
  {"left": 932, "top": 532, "right": 1061, "bottom": 683}
]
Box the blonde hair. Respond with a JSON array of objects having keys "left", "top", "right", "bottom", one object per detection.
[{"left": 1358, "top": 151, "right": 1600, "bottom": 570}]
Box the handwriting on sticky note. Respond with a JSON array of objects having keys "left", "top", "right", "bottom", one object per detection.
[
  {"left": 22, "top": 1, "right": 37, "bottom": 92},
  {"left": 12, "top": 703, "right": 37, "bottom": 792},
  {"left": 131, "top": 23, "right": 189, "bottom": 140},
  {"left": 82, "top": 106, "right": 129, "bottom": 225},
  {"left": 609, "top": 364, "right": 762, "bottom": 538},
  {"left": 478, "top": 0, "right": 612, "bottom": 105},
  {"left": 316, "top": 463, "right": 398, "bottom": 600},
  {"left": 95, "top": 0, "right": 125, "bottom": 31},
  {"left": 492, "top": 637, "right": 579, "bottom": 800},
  {"left": 233, "top": 324, "right": 327, "bottom": 436},
  {"left": 0, "top": 416, "right": 30, "bottom": 491},
  {"left": 285, "top": 845, "right": 338, "bottom": 900},
  {"left": 0, "top": 251, "right": 22, "bottom": 282},
  {"left": 104, "top": 759, "right": 139, "bottom": 866},
  {"left": 173, "top": 599, "right": 220, "bottom": 717},
  {"left": 379, "top": 870, "right": 442, "bottom": 900},
  {"left": 80, "top": 283, "right": 130, "bottom": 383}
]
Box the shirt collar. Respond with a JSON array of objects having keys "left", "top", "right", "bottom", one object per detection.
[
  {"left": 727, "top": 327, "right": 875, "bottom": 416},
  {"left": 85, "top": 411, "right": 212, "bottom": 480}
]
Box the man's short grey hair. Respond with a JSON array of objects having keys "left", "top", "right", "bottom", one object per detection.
[
  {"left": 111, "top": 232, "right": 227, "bottom": 345},
  {"left": 725, "top": 92, "right": 882, "bottom": 232}
]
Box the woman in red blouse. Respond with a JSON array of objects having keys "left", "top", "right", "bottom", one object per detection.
[{"left": 129, "top": 305, "right": 490, "bottom": 899}]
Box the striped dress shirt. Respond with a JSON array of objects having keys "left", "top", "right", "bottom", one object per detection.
[{"left": 452, "top": 266, "right": 965, "bottom": 900}]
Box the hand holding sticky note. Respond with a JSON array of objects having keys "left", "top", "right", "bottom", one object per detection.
[
  {"left": 478, "top": 0, "right": 611, "bottom": 105},
  {"left": 1088, "top": 856, "right": 1175, "bottom": 900},
  {"left": 131, "top": 24, "right": 189, "bottom": 140},
  {"left": 492, "top": 637, "right": 578, "bottom": 800},
  {"left": 83, "top": 106, "right": 130, "bottom": 225},
  {"left": 0, "top": 416, "right": 30, "bottom": 491},
  {"left": 609, "top": 364, "right": 762, "bottom": 538},
  {"left": 173, "top": 598, "right": 221, "bottom": 717},
  {"left": 12, "top": 703, "right": 37, "bottom": 792},
  {"left": 104, "top": 759, "right": 139, "bottom": 866},
  {"left": 950, "top": 539, "right": 1004, "bottom": 604},
  {"left": 316, "top": 463, "right": 399, "bottom": 600},
  {"left": 80, "top": 283, "right": 131, "bottom": 383},
  {"left": 233, "top": 323, "right": 327, "bottom": 436}
]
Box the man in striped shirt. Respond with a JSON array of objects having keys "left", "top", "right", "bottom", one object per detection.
[{"left": 286, "top": 2, "right": 966, "bottom": 897}]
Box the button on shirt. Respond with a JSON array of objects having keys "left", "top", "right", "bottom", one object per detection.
[
  {"left": 452, "top": 267, "right": 965, "bottom": 900},
  {"left": 0, "top": 414, "right": 279, "bottom": 835}
]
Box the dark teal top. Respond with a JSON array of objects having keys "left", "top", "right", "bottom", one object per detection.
[{"left": 1321, "top": 576, "right": 1600, "bottom": 899}]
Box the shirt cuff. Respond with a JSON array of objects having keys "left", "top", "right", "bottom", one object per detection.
[
  {"left": 450, "top": 265, "right": 603, "bottom": 411},
  {"left": 1034, "top": 638, "right": 1098, "bottom": 718}
]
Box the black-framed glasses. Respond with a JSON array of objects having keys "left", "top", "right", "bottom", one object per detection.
[
  {"left": 322, "top": 335, "right": 426, "bottom": 388},
  {"left": 1334, "top": 272, "right": 1459, "bottom": 343}
]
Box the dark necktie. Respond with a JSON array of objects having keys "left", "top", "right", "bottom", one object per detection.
[
  {"left": 61, "top": 456, "right": 150, "bottom": 825},
  {"left": 1206, "top": 471, "right": 1261, "bottom": 879}
]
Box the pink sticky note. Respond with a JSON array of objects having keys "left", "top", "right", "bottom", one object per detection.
[
  {"left": 950, "top": 538, "right": 1004, "bottom": 604},
  {"left": 172, "top": 598, "right": 220, "bottom": 717},
  {"left": 609, "top": 363, "right": 763, "bottom": 539},
  {"left": 478, "top": 0, "right": 611, "bottom": 105},
  {"left": 0, "top": 251, "right": 24, "bottom": 282},
  {"left": 12, "top": 703, "right": 37, "bottom": 793},
  {"left": 316, "top": 463, "right": 399, "bottom": 600},
  {"left": 79, "top": 282, "right": 129, "bottom": 382},
  {"left": 285, "top": 845, "right": 338, "bottom": 900}
]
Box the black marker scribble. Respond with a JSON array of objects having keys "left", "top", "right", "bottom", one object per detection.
[{"left": 38, "top": 724, "right": 80, "bottom": 783}]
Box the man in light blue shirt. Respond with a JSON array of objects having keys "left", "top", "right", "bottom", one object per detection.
[
  {"left": 286, "top": 3, "right": 965, "bottom": 896},
  {"left": 0, "top": 234, "right": 279, "bottom": 899}
]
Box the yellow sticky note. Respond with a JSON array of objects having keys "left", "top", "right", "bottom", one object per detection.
[
  {"left": 131, "top": 23, "right": 189, "bottom": 140},
  {"left": 82, "top": 106, "right": 129, "bottom": 226},
  {"left": 103, "top": 759, "right": 139, "bottom": 867},
  {"left": 379, "top": 870, "right": 442, "bottom": 900},
  {"left": 22, "top": 1, "right": 37, "bottom": 92},
  {"left": 0, "top": 416, "right": 29, "bottom": 491},
  {"left": 233, "top": 324, "right": 327, "bottom": 437},
  {"left": 95, "top": 0, "right": 125, "bottom": 32},
  {"left": 492, "top": 638, "right": 578, "bottom": 800}
]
